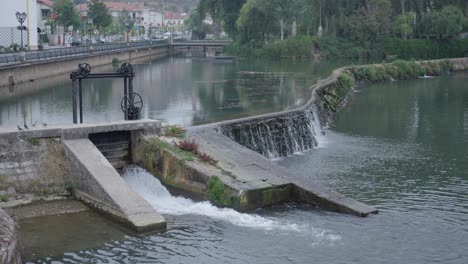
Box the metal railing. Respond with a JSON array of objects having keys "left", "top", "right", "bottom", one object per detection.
[{"left": 0, "top": 40, "right": 169, "bottom": 65}]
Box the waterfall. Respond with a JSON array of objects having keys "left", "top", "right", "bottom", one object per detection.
[
  {"left": 221, "top": 105, "right": 325, "bottom": 159},
  {"left": 121, "top": 166, "right": 340, "bottom": 241}
]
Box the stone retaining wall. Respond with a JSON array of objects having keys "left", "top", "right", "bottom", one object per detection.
[
  {"left": 0, "top": 207, "right": 21, "bottom": 264},
  {"left": 0, "top": 45, "right": 173, "bottom": 88}
]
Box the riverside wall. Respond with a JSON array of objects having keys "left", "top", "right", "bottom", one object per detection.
[{"left": 0, "top": 45, "right": 176, "bottom": 88}]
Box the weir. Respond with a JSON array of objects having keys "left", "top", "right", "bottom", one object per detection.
[{"left": 221, "top": 106, "right": 324, "bottom": 159}]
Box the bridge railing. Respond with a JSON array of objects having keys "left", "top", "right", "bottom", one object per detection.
[{"left": 0, "top": 40, "right": 169, "bottom": 65}]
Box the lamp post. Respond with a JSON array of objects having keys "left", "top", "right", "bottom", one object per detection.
[
  {"left": 16, "top": 11, "right": 27, "bottom": 49},
  {"left": 125, "top": 18, "right": 132, "bottom": 46}
]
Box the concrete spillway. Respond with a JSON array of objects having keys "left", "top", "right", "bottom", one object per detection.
[{"left": 64, "top": 139, "right": 166, "bottom": 232}]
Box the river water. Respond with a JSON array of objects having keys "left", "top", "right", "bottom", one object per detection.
[
  {"left": 10, "top": 58, "right": 468, "bottom": 263},
  {"left": 0, "top": 57, "right": 341, "bottom": 127}
]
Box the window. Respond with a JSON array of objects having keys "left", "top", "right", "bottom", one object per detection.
[{"left": 41, "top": 9, "right": 50, "bottom": 18}]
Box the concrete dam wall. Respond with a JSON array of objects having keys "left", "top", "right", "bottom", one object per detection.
[{"left": 221, "top": 107, "right": 323, "bottom": 159}]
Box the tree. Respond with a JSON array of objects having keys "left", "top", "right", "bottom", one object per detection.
[
  {"left": 236, "top": 0, "right": 277, "bottom": 44},
  {"left": 88, "top": 0, "right": 112, "bottom": 30},
  {"left": 419, "top": 5, "right": 464, "bottom": 38},
  {"left": 392, "top": 13, "right": 414, "bottom": 38},
  {"left": 186, "top": 9, "right": 211, "bottom": 39},
  {"left": 53, "top": 0, "right": 80, "bottom": 29},
  {"left": 198, "top": 0, "right": 246, "bottom": 39}
]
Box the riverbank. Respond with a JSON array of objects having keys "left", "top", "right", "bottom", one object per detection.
[{"left": 225, "top": 36, "right": 468, "bottom": 60}]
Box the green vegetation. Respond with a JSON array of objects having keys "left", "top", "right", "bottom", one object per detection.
[
  {"left": 27, "top": 138, "right": 41, "bottom": 146},
  {"left": 146, "top": 139, "right": 196, "bottom": 164},
  {"left": 87, "top": 0, "right": 112, "bottom": 30},
  {"left": 348, "top": 60, "right": 453, "bottom": 83},
  {"left": 207, "top": 176, "right": 231, "bottom": 206},
  {"left": 164, "top": 125, "right": 187, "bottom": 139},
  {"left": 192, "top": 0, "right": 468, "bottom": 60},
  {"left": 0, "top": 194, "right": 9, "bottom": 202},
  {"left": 112, "top": 58, "right": 120, "bottom": 65},
  {"left": 224, "top": 35, "right": 468, "bottom": 60},
  {"left": 53, "top": 0, "right": 81, "bottom": 29}
]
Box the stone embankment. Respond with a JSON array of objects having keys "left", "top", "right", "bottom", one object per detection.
[{"left": 0, "top": 207, "right": 21, "bottom": 264}]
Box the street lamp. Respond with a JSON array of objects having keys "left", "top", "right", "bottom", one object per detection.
[
  {"left": 125, "top": 18, "right": 132, "bottom": 46},
  {"left": 16, "top": 11, "right": 27, "bottom": 49}
]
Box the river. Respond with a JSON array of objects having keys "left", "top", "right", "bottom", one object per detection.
[
  {"left": 0, "top": 57, "right": 342, "bottom": 127},
  {"left": 8, "top": 58, "right": 468, "bottom": 263}
]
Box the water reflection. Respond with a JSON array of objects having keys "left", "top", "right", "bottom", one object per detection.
[{"left": 0, "top": 57, "right": 344, "bottom": 127}]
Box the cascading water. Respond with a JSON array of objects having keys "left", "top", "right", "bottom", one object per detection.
[
  {"left": 221, "top": 105, "right": 325, "bottom": 159},
  {"left": 122, "top": 167, "right": 340, "bottom": 241}
]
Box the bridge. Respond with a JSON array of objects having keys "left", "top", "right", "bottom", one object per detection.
[{"left": 171, "top": 40, "right": 232, "bottom": 47}]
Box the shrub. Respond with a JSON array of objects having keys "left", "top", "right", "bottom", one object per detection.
[
  {"left": 0, "top": 194, "right": 8, "bottom": 202},
  {"left": 428, "top": 61, "right": 442, "bottom": 76},
  {"left": 207, "top": 176, "right": 231, "bottom": 206},
  {"left": 112, "top": 58, "right": 120, "bottom": 65},
  {"left": 164, "top": 125, "right": 186, "bottom": 138},
  {"left": 173, "top": 139, "right": 199, "bottom": 153},
  {"left": 338, "top": 72, "right": 355, "bottom": 88},
  {"left": 384, "top": 64, "right": 399, "bottom": 79}
]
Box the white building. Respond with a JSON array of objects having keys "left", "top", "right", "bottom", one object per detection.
[
  {"left": 37, "top": 0, "right": 53, "bottom": 30},
  {"left": 76, "top": 2, "right": 163, "bottom": 38},
  {"left": 0, "top": 0, "right": 39, "bottom": 49}
]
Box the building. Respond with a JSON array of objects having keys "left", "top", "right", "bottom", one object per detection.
[
  {"left": 163, "top": 11, "right": 187, "bottom": 26},
  {"left": 37, "top": 0, "right": 53, "bottom": 30},
  {"left": 0, "top": 0, "right": 39, "bottom": 49},
  {"left": 76, "top": 2, "right": 163, "bottom": 36}
]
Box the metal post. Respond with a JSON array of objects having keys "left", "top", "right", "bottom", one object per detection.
[
  {"left": 20, "top": 22, "right": 24, "bottom": 49},
  {"left": 72, "top": 79, "right": 77, "bottom": 124},
  {"left": 124, "top": 77, "right": 128, "bottom": 120},
  {"left": 79, "top": 79, "right": 83, "bottom": 123}
]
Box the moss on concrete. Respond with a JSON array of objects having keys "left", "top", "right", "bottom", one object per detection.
[
  {"left": 0, "top": 194, "right": 9, "bottom": 202},
  {"left": 146, "top": 138, "right": 195, "bottom": 164},
  {"left": 207, "top": 176, "right": 232, "bottom": 206},
  {"left": 27, "top": 138, "right": 41, "bottom": 146}
]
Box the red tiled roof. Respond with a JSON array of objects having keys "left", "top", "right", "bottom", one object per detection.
[
  {"left": 38, "top": 0, "right": 54, "bottom": 7},
  {"left": 164, "top": 11, "right": 187, "bottom": 20},
  {"left": 76, "top": 2, "right": 146, "bottom": 12}
]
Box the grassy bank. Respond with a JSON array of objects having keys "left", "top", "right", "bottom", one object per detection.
[{"left": 224, "top": 36, "right": 468, "bottom": 60}]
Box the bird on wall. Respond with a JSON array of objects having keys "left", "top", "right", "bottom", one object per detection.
[
  {"left": 17, "top": 125, "right": 23, "bottom": 131},
  {"left": 24, "top": 122, "right": 29, "bottom": 130}
]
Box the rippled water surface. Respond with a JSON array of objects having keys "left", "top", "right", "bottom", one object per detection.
[{"left": 17, "top": 69, "right": 468, "bottom": 263}]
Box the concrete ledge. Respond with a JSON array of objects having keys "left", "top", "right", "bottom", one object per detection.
[
  {"left": 0, "top": 119, "right": 161, "bottom": 141},
  {"left": 138, "top": 130, "right": 378, "bottom": 217},
  {"left": 63, "top": 138, "right": 166, "bottom": 233}
]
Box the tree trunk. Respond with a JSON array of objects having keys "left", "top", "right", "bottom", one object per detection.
[
  {"left": 292, "top": 20, "right": 297, "bottom": 37},
  {"left": 400, "top": 0, "right": 405, "bottom": 14},
  {"left": 280, "top": 19, "right": 285, "bottom": 40}
]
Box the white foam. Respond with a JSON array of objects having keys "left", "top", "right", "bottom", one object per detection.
[{"left": 122, "top": 167, "right": 341, "bottom": 242}]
